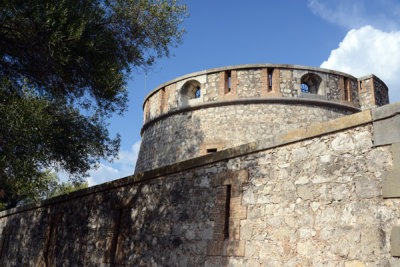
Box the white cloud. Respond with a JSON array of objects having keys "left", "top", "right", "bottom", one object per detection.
[
  {"left": 320, "top": 26, "right": 400, "bottom": 102},
  {"left": 308, "top": 0, "right": 400, "bottom": 31},
  {"left": 86, "top": 140, "right": 142, "bottom": 186}
]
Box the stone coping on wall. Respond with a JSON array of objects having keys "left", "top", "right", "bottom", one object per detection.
[
  {"left": 358, "top": 74, "right": 388, "bottom": 87},
  {"left": 140, "top": 97, "right": 361, "bottom": 135},
  {"left": 143, "top": 63, "right": 359, "bottom": 108},
  {"left": 2, "top": 101, "right": 400, "bottom": 219}
]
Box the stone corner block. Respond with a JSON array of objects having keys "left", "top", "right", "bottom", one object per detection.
[
  {"left": 382, "top": 169, "right": 400, "bottom": 198},
  {"left": 392, "top": 143, "right": 400, "bottom": 167},
  {"left": 373, "top": 114, "right": 400, "bottom": 146},
  {"left": 372, "top": 101, "right": 400, "bottom": 121},
  {"left": 391, "top": 225, "right": 400, "bottom": 256}
]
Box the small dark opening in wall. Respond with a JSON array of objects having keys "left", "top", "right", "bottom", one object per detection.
[
  {"left": 228, "top": 71, "right": 231, "bottom": 92},
  {"left": 344, "top": 78, "right": 349, "bottom": 101},
  {"left": 360, "top": 81, "right": 363, "bottom": 89},
  {"left": 268, "top": 69, "right": 273, "bottom": 91},
  {"left": 207, "top": 148, "right": 217, "bottom": 153},
  {"left": 224, "top": 185, "right": 231, "bottom": 239}
]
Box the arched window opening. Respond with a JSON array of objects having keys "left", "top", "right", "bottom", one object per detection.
[
  {"left": 181, "top": 79, "right": 201, "bottom": 100},
  {"left": 300, "top": 73, "right": 322, "bottom": 94}
]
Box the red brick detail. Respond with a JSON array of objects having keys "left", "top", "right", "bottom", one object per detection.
[
  {"left": 345, "top": 78, "right": 352, "bottom": 101},
  {"left": 218, "top": 71, "right": 226, "bottom": 97},
  {"left": 208, "top": 170, "right": 248, "bottom": 257},
  {"left": 339, "top": 76, "right": 345, "bottom": 101},
  {"left": 261, "top": 68, "right": 268, "bottom": 95},
  {"left": 261, "top": 68, "right": 282, "bottom": 97},
  {"left": 218, "top": 70, "right": 238, "bottom": 100},
  {"left": 144, "top": 99, "right": 150, "bottom": 122},
  {"left": 159, "top": 87, "right": 166, "bottom": 114}
]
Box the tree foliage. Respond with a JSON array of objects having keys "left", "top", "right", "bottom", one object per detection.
[
  {"left": 0, "top": 170, "right": 88, "bottom": 210},
  {"left": 0, "top": 0, "right": 187, "bottom": 208}
]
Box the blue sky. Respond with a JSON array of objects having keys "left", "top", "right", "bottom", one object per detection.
[{"left": 85, "top": 0, "right": 400, "bottom": 186}]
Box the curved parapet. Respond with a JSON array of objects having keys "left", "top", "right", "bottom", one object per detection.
[{"left": 135, "top": 64, "right": 389, "bottom": 173}]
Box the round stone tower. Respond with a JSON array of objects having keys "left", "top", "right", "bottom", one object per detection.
[{"left": 135, "top": 64, "right": 389, "bottom": 173}]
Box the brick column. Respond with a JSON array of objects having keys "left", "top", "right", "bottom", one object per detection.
[
  {"left": 159, "top": 87, "right": 169, "bottom": 114},
  {"left": 144, "top": 100, "right": 150, "bottom": 123},
  {"left": 339, "top": 76, "right": 345, "bottom": 101},
  {"left": 207, "top": 170, "right": 248, "bottom": 257},
  {"left": 218, "top": 70, "right": 238, "bottom": 100},
  {"left": 261, "top": 68, "right": 282, "bottom": 97}
]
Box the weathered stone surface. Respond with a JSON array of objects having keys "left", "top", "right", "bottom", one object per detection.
[
  {"left": 345, "top": 260, "right": 366, "bottom": 267},
  {"left": 391, "top": 226, "right": 400, "bottom": 257},
  {"left": 136, "top": 65, "right": 368, "bottom": 173},
  {"left": 1, "top": 112, "right": 400, "bottom": 266},
  {"left": 382, "top": 169, "right": 400, "bottom": 198},
  {"left": 373, "top": 114, "right": 400, "bottom": 146},
  {"left": 297, "top": 185, "right": 313, "bottom": 200}
]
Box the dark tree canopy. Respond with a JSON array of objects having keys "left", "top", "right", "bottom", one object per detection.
[
  {"left": 0, "top": 0, "right": 187, "bottom": 209},
  {"left": 0, "top": 0, "right": 186, "bottom": 114}
]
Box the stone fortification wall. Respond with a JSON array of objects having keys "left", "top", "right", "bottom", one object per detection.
[
  {"left": 136, "top": 101, "right": 356, "bottom": 173},
  {"left": 142, "top": 64, "right": 362, "bottom": 125},
  {"left": 137, "top": 64, "right": 382, "bottom": 173},
  {"left": 2, "top": 103, "right": 400, "bottom": 266}
]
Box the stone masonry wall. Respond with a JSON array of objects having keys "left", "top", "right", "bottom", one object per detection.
[
  {"left": 135, "top": 103, "right": 353, "bottom": 173},
  {"left": 137, "top": 65, "right": 384, "bottom": 173},
  {"left": 1, "top": 120, "right": 399, "bottom": 266},
  {"left": 374, "top": 78, "right": 390, "bottom": 107}
]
